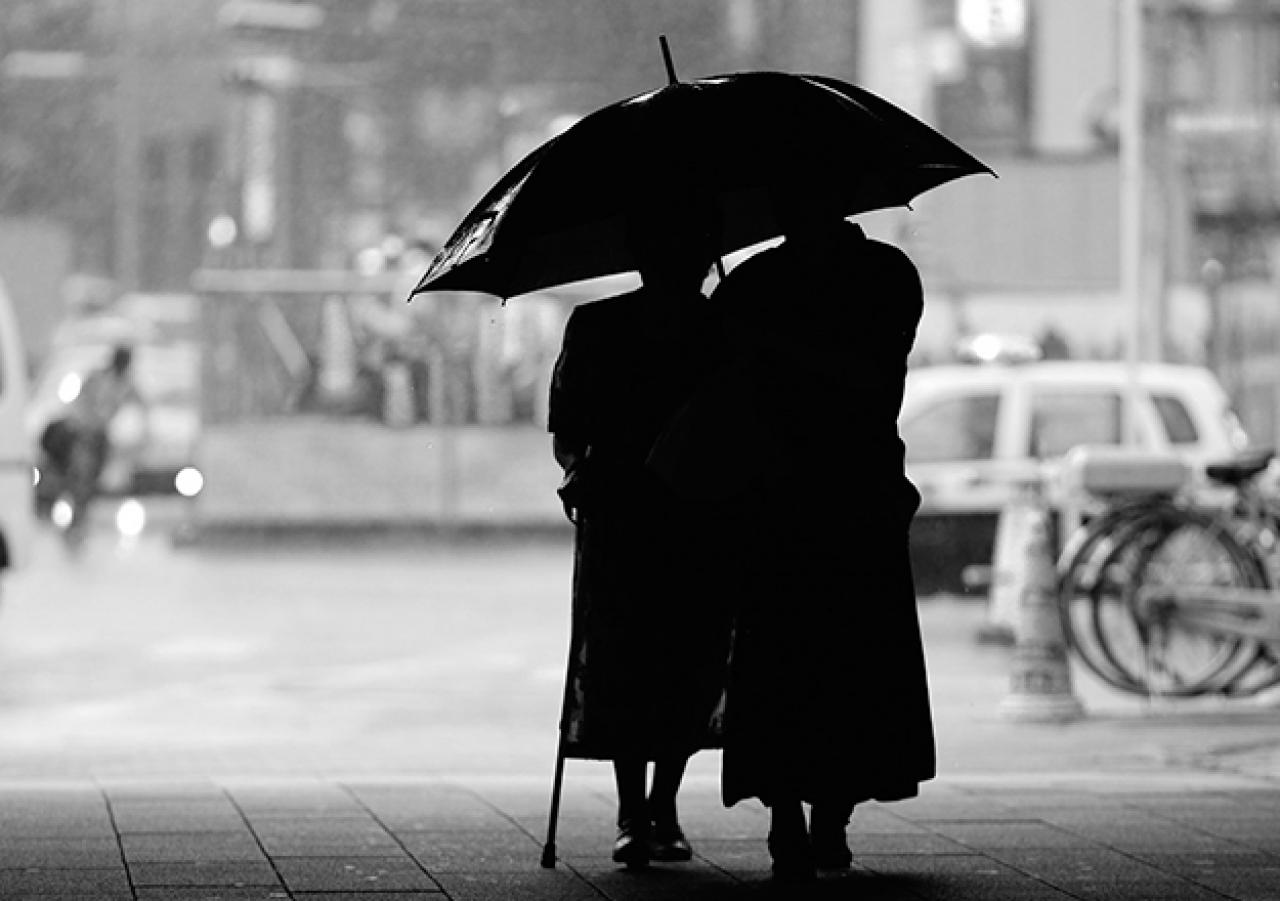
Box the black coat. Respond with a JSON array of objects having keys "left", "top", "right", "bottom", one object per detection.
[
  {"left": 548, "top": 285, "right": 733, "bottom": 761},
  {"left": 711, "top": 222, "right": 936, "bottom": 808}
]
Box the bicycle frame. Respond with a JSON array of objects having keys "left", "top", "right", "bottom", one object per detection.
[{"left": 1135, "top": 585, "right": 1280, "bottom": 644}]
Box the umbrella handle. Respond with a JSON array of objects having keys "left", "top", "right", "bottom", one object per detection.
[{"left": 659, "top": 35, "right": 678, "bottom": 85}]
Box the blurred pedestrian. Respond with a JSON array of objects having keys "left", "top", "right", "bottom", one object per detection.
[
  {"left": 711, "top": 177, "right": 936, "bottom": 880},
  {"left": 39, "top": 344, "right": 146, "bottom": 540},
  {"left": 548, "top": 186, "right": 731, "bottom": 869}
]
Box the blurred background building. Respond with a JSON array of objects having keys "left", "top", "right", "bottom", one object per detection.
[{"left": 3, "top": 0, "right": 1280, "bottom": 439}]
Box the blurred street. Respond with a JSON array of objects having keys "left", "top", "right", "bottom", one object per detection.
[
  {"left": 2, "top": 523, "right": 1280, "bottom": 900},
  {"left": 1, "top": 520, "right": 1277, "bottom": 786}
]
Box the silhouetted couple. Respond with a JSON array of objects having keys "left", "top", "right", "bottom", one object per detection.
[{"left": 548, "top": 178, "right": 935, "bottom": 880}]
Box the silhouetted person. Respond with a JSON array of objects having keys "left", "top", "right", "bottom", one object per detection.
[
  {"left": 711, "top": 182, "right": 936, "bottom": 880},
  {"left": 548, "top": 188, "right": 731, "bottom": 869}
]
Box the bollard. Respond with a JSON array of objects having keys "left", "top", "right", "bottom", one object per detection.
[
  {"left": 999, "top": 482, "right": 1085, "bottom": 723},
  {"left": 976, "top": 496, "right": 1029, "bottom": 645}
]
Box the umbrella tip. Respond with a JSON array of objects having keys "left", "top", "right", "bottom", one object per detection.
[{"left": 659, "top": 35, "right": 678, "bottom": 85}]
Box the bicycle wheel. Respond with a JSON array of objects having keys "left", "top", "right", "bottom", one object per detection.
[
  {"left": 1100, "top": 503, "right": 1264, "bottom": 697},
  {"left": 1058, "top": 501, "right": 1159, "bottom": 694}
]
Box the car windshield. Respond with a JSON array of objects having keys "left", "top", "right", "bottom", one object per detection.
[
  {"left": 1030, "top": 391, "right": 1124, "bottom": 458},
  {"left": 902, "top": 392, "right": 1001, "bottom": 463}
]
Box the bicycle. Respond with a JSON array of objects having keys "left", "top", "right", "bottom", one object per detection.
[{"left": 1056, "top": 445, "right": 1280, "bottom": 698}]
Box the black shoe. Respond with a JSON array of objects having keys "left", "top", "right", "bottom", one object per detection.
[
  {"left": 810, "top": 805, "right": 854, "bottom": 870},
  {"left": 649, "top": 820, "right": 693, "bottom": 862},
  {"left": 612, "top": 818, "right": 650, "bottom": 869},
  {"left": 767, "top": 828, "right": 815, "bottom": 881},
  {"left": 810, "top": 829, "right": 853, "bottom": 870}
]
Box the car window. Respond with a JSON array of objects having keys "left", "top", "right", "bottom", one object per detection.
[
  {"left": 1030, "top": 391, "right": 1123, "bottom": 458},
  {"left": 902, "top": 393, "right": 1000, "bottom": 463},
  {"left": 1151, "top": 393, "right": 1199, "bottom": 445}
]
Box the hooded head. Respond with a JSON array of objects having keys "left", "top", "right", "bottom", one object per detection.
[{"left": 623, "top": 175, "right": 721, "bottom": 293}]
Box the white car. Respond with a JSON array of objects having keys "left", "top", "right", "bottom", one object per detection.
[
  {"left": 0, "top": 278, "right": 32, "bottom": 581},
  {"left": 899, "top": 358, "right": 1248, "bottom": 594}
]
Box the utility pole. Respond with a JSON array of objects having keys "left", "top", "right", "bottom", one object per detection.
[
  {"left": 1120, "top": 0, "right": 1144, "bottom": 443},
  {"left": 114, "top": 0, "right": 142, "bottom": 294}
]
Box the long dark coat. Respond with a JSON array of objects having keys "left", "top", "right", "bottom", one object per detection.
[
  {"left": 711, "top": 222, "right": 936, "bottom": 809},
  {"left": 548, "top": 286, "right": 732, "bottom": 761}
]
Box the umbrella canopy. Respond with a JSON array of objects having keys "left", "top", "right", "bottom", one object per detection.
[{"left": 411, "top": 71, "right": 994, "bottom": 302}]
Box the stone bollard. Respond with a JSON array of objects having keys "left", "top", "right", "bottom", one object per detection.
[
  {"left": 999, "top": 481, "right": 1085, "bottom": 723},
  {"left": 975, "top": 497, "right": 1029, "bottom": 645}
]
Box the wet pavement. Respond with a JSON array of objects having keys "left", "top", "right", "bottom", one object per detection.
[{"left": 0, "top": 526, "right": 1277, "bottom": 898}]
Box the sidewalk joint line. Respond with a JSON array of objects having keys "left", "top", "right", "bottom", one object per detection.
[{"left": 95, "top": 778, "right": 140, "bottom": 901}]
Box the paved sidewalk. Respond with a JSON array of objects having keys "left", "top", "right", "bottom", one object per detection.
[{"left": 2, "top": 772, "right": 1279, "bottom": 900}]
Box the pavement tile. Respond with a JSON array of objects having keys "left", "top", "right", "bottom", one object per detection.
[
  {"left": 566, "top": 865, "right": 742, "bottom": 901},
  {"left": 850, "top": 807, "right": 935, "bottom": 834},
  {"left": 121, "top": 831, "right": 267, "bottom": 863},
  {"left": 851, "top": 858, "right": 1080, "bottom": 901},
  {"left": 368, "top": 807, "right": 516, "bottom": 832},
  {"left": 0, "top": 788, "right": 107, "bottom": 808},
  {"left": 0, "top": 865, "right": 132, "bottom": 896},
  {"left": 0, "top": 835, "right": 122, "bottom": 868},
  {"left": 250, "top": 818, "right": 403, "bottom": 856},
  {"left": 925, "top": 820, "right": 1097, "bottom": 849},
  {"left": 848, "top": 831, "right": 973, "bottom": 854},
  {"left": 273, "top": 856, "right": 440, "bottom": 893},
  {"left": 670, "top": 803, "right": 768, "bottom": 841},
  {"left": 227, "top": 786, "right": 366, "bottom": 817},
  {"left": 1084, "top": 827, "right": 1247, "bottom": 852},
  {"left": 889, "top": 799, "right": 1032, "bottom": 822},
  {"left": 432, "top": 870, "right": 599, "bottom": 901},
  {"left": 135, "top": 889, "right": 290, "bottom": 900},
  {"left": 1127, "top": 849, "right": 1278, "bottom": 872},
  {"left": 399, "top": 828, "right": 545, "bottom": 871},
  {"left": 1048, "top": 878, "right": 1229, "bottom": 901},
  {"left": 293, "top": 895, "right": 445, "bottom": 901},
  {"left": 258, "top": 837, "right": 409, "bottom": 858},
  {"left": 101, "top": 781, "right": 227, "bottom": 803},
  {"left": 1177, "top": 866, "right": 1280, "bottom": 901},
  {"left": 128, "top": 858, "right": 283, "bottom": 887},
  {"left": 112, "top": 800, "right": 248, "bottom": 833},
  {"left": 688, "top": 838, "right": 769, "bottom": 871},
  {"left": 989, "top": 846, "right": 1175, "bottom": 882},
  {"left": 0, "top": 812, "right": 116, "bottom": 838},
  {"left": 887, "top": 875, "right": 1080, "bottom": 901}
]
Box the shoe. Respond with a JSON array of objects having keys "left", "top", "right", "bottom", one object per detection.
[
  {"left": 810, "top": 805, "right": 854, "bottom": 870},
  {"left": 810, "top": 829, "right": 853, "bottom": 870},
  {"left": 767, "top": 827, "right": 815, "bottom": 881},
  {"left": 612, "top": 818, "right": 650, "bottom": 869},
  {"left": 649, "top": 820, "right": 694, "bottom": 862}
]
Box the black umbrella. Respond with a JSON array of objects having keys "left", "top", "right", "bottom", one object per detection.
[{"left": 411, "top": 64, "right": 993, "bottom": 302}]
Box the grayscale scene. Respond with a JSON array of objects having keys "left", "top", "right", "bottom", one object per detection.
[{"left": 0, "top": 1, "right": 1279, "bottom": 899}]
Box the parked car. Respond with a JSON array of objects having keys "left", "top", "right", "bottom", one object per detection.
[
  {"left": 27, "top": 306, "right": 203, "bottom": 513},
  {"left": 900, "top": 354, "right": 1248, "bottom": 595},
  {"left": 0, "top": 277, "right": 32, "bottom": 585}
]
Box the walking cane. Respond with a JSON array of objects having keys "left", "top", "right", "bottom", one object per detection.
[
  {"left": 540, "top": 735, "right": 567, "bottom": 868},
  {"left": 541, "top": 503, "right": 582, "bottom": 869}
]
